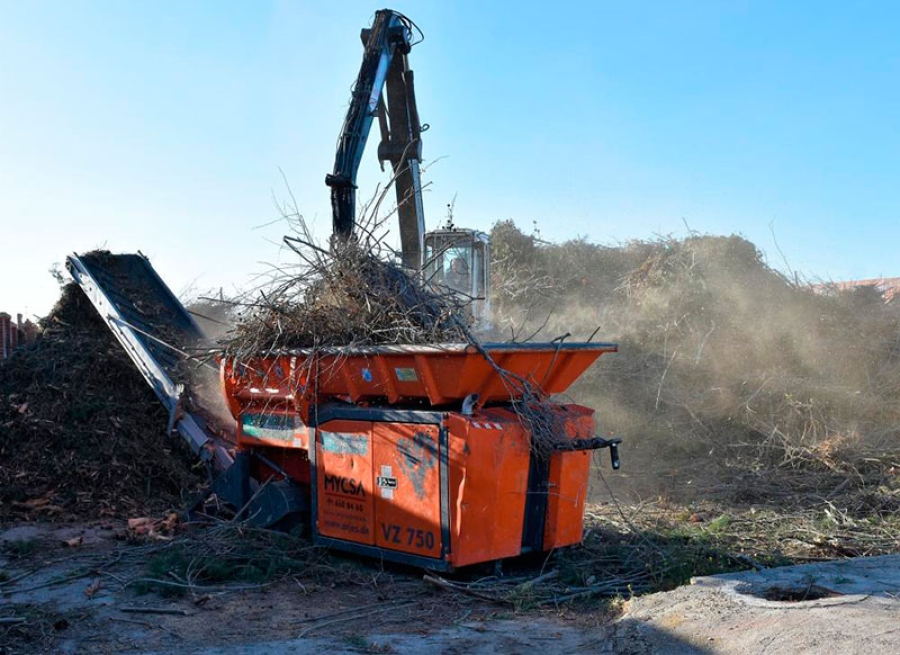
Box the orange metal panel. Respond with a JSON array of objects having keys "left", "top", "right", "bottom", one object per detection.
[
  {"left": 542, "top": 450, "right": 591, "bottom": 549},
  {"left": 414, "top": 354, "right": 449, "bottom": 405},
  {"left": 446, "top": 412, "right": 530, "bottom": 567},
  {"left": 543, "top": 406, "right": 595, "bottom": 549},
  {"left": 326, "top": 356, "right": 387, "bottom": 402},
  {"left": 372, "top": 423, "right": 442, "bottom": 558},
  {"left": 372, "top": 356, "right": 400, "bottom": 402},
  {"left": 315, "top": 420, "right": 375, "bottom": 545},
  {"left": 222, "top": 343, "right": 617, "bottom": 409}
]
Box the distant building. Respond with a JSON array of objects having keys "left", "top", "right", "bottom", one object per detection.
[
  {"left": 812, "top": 277, "right": 900, "bottom": 303},
  {"left": 0, "top": 312, "right": 37, "bottom": 359}
]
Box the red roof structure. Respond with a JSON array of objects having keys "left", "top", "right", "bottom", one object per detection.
[{"left": 812, "top": 277, "right": 900, "bottom": 303}]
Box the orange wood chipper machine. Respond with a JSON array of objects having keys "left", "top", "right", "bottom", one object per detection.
[
  {"left": 66, "top": 249, "right": 622, "bottom": 571},
  {"left": 213, "top": 343, "right": 620, "bottom": 570}
]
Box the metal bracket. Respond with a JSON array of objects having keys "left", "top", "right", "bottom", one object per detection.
[{"left": 555, "top": 436, "right": 622, "bottom": 470}]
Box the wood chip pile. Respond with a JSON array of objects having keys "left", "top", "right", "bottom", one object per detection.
[{"left": 0, "top": 284, "right": 201, "bottom": 520}]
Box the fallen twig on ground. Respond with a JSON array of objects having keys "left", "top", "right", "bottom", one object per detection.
[
  {"left": 297, "top": 600, "right": 417, "bottom": 638},
  {"left": 119, "top": 606, "right": 188, "bottom": 616}
]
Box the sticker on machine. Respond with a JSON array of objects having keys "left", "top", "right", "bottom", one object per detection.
[
  {"left": 394, "top": 367, "right": 418, "bottom": 382},
  {"left": 377, "top": 465, "right": 398, "bottom": 500},
  {"left": 320, "top": 431, "right": 369, "bottom": 455}
]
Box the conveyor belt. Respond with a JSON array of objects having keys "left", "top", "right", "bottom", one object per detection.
[
  {"left": 78, "top": 253, "right": 202, "bottom": 373},
  {"left": 66, "top": 251, "right": 233, "bottom": 470}
]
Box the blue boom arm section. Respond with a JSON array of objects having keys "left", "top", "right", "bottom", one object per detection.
[{"left": 325, "top": 9, "right": 426, "bottom": 270}]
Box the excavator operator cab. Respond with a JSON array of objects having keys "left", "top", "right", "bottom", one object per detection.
[{"left": 423, "top": 228, "right": 490, "bottom": 322}]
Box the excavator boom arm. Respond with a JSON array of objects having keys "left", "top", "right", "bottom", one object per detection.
[{"left": 326, "top": 9, "right": 425, "bottom": 269}]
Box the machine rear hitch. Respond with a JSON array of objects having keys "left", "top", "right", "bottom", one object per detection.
[{"left": 555, "top": 436, "right": 622, "bottom": 470}]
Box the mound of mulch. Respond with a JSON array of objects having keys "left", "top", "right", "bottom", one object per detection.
[{"left": 0, "top": 283, "right": 202, "bottom": 521}]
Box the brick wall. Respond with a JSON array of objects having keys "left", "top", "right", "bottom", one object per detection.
[
  {"left": 0, "top": 312, "right": 34, "bottom": 360},
  {"left": 0, "top": 312, "right": 12, "bottom": 359}
]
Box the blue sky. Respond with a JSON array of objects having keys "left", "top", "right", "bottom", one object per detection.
[{"left": 2, "top": 1, "right": 899, "bottom": 317}]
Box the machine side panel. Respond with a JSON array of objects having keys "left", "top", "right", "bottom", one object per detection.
[
  {"left": 543, "top": 450, "right": 591, "bottom": 549},
  {"left": 446, "top": 412, "right": 530, "bottom": 568},
  {"left": 372, "top": 423, "right": 441, "bottom": 559},
  {"left": 543, "top": 406, "right": 595, "bottom": 549},
  {"left": 315, "top": 420, "right": 375, "bottom": 545}
]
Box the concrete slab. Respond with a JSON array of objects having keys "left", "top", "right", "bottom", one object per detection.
[{"left": 621, "top": 555, "right": 900, "bottom": 654}]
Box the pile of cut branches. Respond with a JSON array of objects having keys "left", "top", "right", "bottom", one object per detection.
[
  {"left": 222, "top": 217, "right": 470, "bottom": 361},
  {"left": 490, "top": 223, "right": 900, "bottom": 506}
]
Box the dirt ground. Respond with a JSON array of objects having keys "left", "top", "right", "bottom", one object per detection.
[
  {"left": 4, "top": 521, "right": 900, "bottom": 655},
  {"left": 0, "top": 521, "right": 613, "bottom": 655}
]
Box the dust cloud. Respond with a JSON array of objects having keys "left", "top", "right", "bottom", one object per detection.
[{"left": 490, "top": 221, "right": 900, "bottom": 504}]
